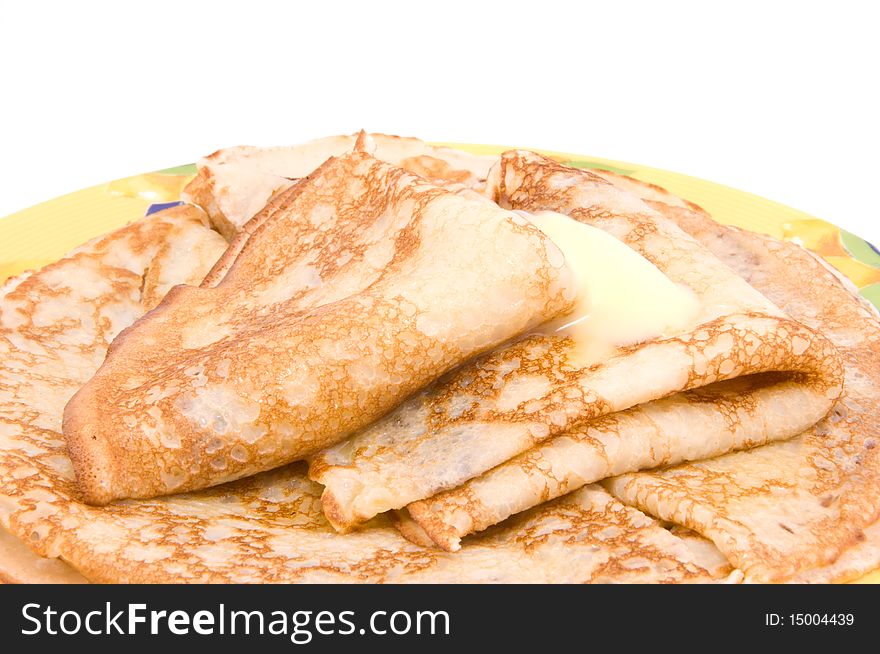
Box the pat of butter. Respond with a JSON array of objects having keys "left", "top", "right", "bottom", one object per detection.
[{"left": 519, "top": 210, "right": 700, "bottom": 365}]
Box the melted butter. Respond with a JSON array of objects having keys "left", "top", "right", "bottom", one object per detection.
[{"left": 519, "top": 210, "right": 700, "bottom": 366}]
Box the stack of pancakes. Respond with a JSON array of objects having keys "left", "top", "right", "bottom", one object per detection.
[{"left": 1, "top": 133, "right": 877, "bottom": 583}]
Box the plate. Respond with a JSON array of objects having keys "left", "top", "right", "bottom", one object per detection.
[{"left": 1, "top": 144, "right": 878, "bottom": 583}]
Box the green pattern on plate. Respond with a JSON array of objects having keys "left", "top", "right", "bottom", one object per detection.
[
  {"left": 860, "top": 283, "right": 880, "bottom": 309},
  {"left": 560, "top": 160, "right": 636, "bottom": 176},
  {"left": 841, "top": 230, "right": 880, "bottom": 268},
  {"left": 154, "top": 163, "right": 198, "bottom": 175}
]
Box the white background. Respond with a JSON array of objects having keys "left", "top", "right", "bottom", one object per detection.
[{"left": 1, "top": 1, "right": 878, "bottom": 244}]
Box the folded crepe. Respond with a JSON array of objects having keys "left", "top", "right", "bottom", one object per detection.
[
  {"left": 0, "top": 218, "right": 736, "bottom": 582},
  {"left": 183, "top": 132, "right": 497, "bottom": 239},
  {"left": 599, "top": 190, "right": 880, "bottom": 582},
  {"left": 62, "top": 144, "right": 575, "bottom": 504},
  {"left": 403, "top": 172, "right": 841, "bottom": 551},
  {"left": 308, "top": 150, "right": 844, "bottom": 535},
  {"left": 407, "top": 372, "right": 812, "bottom": 550}
]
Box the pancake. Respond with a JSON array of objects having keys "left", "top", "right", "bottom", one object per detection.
[
  {"left": 603, "top": 199, "right": 880, "bottom": 582},
  {"left": 63, "top": 144, "right": 576, "bottom": 504},
  {"left": 402, "top": 170, "right": 880, "bottom": 579},
  {"left": 406, "top": 372, "right": 812, "bottom": 550},
  {"left": 566, "top": 174, "right": 880, "bottom": 583},
  {"left": 140, "top": 212, "right": 228, "bottom": 310},
  {"left": 309, "top": 150, "right": 844, "bottom": 534},
  {"left": 0, "top": 204, "right": 223, "bottom": 575},
  {"left": 2, "top": 458, "right": 736, "bottom": 584},
  {"left": 183, "top": 132, "right": 497, "bottom": 240}
]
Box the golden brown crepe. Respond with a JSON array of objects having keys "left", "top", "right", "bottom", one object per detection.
[
  {"left": 602, "top": 195, "right": 880, "bottom": 582},
  {"left": 406, "top": 373, "right": 811, "bottom": 551},
  {"left": 183, "top": 132, "right": 497, "bottom": 240},
  {"left": 309, "top": 151, "right": 844, "bottom": 536},
  {"left": 63, "top": 145, "right": 575, "bottom": 504}
]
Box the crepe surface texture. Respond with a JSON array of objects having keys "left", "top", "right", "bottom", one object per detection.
[
  {"left": 309, "top": 150, "right": 845, "bottom": 537},
  {"left": 599, "top": 192, "right": 880, "bottom": 582},
  {"left": 0, "top": 525, "right": 87, "bottom": 584},
  {"left": 63, "top": 147, "right": 575, "bottom": 504},
  {"left": 183, "top": 132, "right": 497, "bottom": 240}
]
